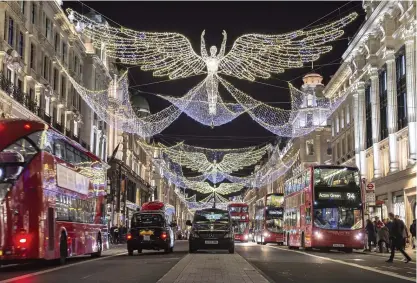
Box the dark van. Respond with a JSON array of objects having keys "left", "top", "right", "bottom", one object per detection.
[{"left": 186, "top": 208, "right": 235, "bottom": 253}]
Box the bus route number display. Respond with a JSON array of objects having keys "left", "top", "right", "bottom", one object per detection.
[{"left": 318, "top": 192, "right": 356, "bottom": 200}]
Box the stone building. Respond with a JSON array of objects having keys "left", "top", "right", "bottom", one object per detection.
[
  {"left": 325, "top": 0, "right": 416, "bottom": 227},
  {"left": 0, "top": 1, "right": 191, "bottom": 229}
]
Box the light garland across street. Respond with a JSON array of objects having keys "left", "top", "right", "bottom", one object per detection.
[{"left": 67, "top": 9, "right": 357, "bottom": 119}]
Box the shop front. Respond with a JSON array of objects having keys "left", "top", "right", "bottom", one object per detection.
[
  {"left": 405, "top": 186, "right": 416, "bottom": 229},
  {"left": 374, "top": 166, "right": 416, "bottom": 227}
]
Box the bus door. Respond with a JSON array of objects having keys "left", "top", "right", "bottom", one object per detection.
[{"left": 46, "top": 207, "right": 55, "bottom": 259}]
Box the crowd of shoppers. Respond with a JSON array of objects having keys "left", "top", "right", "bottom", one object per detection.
[{"left": 365, "top": 213, "right": 413, "bottom": 263}]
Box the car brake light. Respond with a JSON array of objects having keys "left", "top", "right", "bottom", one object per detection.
[
  {"left": 19, "top": 238, "right": 27, "bottom": 243},
  {"left": 127, "top": 233, "right": 132, "bottom": 240},
  {"left": 161, "top": 232, "right": 167, "bottom": 240},
  {"left": 24, "top": 124, "right": 31, "bottom": 130}
]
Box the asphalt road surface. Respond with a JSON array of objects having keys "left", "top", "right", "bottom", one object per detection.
[{"left": 0, "top": 241, "right": 415, "bottom": 283}]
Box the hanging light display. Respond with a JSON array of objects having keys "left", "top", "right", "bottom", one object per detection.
[{"left": 66, "top": 8, "right": 357, "bottom": 119}]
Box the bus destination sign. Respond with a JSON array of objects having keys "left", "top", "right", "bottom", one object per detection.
[{"left": 318, "top": 192, "right": 356, "bottom": 200}]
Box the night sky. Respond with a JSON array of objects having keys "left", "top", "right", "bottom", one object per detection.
[{"left": 64, "top": 1, "right": 365, "bottom": 149}]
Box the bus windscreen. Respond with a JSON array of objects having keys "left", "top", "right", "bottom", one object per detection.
[{"left": 313, "top": 167, "right": 363, "bottom": 230}]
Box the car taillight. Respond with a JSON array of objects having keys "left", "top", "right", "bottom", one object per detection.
[
  {"left": 127, "top": 233, "right": 132, "bottom": 240},
  {"left": 23, "top": 123, "right": 31, "bottom": 130},
  {"left": 161, "top": 232, "right": 167, "bottom": 240},
  {"left": 19, "top": 238, "right": 27, "bottom": 243}
]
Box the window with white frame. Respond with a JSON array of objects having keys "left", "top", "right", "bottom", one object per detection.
[
  {"left": 45, "top": 17, "right": 52, "bottom": 41},
  {"left": 335, "top": 114, "right": 340, "bottom": 133},
  {"left": 306, "top": 139, "right": 314, "bottom": 155},
  {"left": 346, "top": 105, "right": 350, "bottom": 125}
]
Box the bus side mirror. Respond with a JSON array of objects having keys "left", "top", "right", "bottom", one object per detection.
[{"left": 186, "top": 220, "right": 192, "bottom": 226}]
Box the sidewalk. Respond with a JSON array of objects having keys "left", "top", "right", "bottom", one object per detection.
[
  {"left": 103, "top": 244, "right": 126, "bottom": 256},
  {"left": 355, "top": 247, "right": 416, "bottom": 262},
  {"left": 157, "top": 253, "right": 269, "bottom": 283}
]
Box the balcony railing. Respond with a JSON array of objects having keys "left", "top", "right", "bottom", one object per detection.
[{"left": 0, "top": 73, "right": 40, "bottom": 117}]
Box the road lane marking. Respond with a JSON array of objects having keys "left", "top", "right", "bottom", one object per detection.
[
  {"left": 269, "top": 246, "right": 415, "bottom": 282},
  {"left": 0, "top": 252, "right": 127, "bottom": 283},
  {"left": 354, "top": 251, "right": 416, "bottom": 263}
]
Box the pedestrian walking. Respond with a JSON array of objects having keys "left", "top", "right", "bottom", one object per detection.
[
  {"left": 114, "top": 226, "right": 120, "bottom": 244},
  {"left": 410, "top": 220, "right": 416, "bottom": 249},
  {"left": 377, "top": 225, "right": 390, "bottom": 253},
  {"left": 365, "top": 219, "right": 376, "bottom": 251},
  {"left": 386, "top": 212, "right": 412, "bottom": 263}
]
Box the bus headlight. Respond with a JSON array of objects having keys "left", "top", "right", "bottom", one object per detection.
[
  {"left": 263, "top": 232, "right": 269, "bottom": 238},
  {"left": 314, "top": 231, "right": 323, "bottom": 239},
  {"left": 355, "top": 233, "right": 363, "bottom": 240},
  {"left": 244, "top": 234, "right": 248, "bottom": 240}
]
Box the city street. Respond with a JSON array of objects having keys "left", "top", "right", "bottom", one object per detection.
[{"left": 0, "top": 241, "right": 414, "bottom": 283}]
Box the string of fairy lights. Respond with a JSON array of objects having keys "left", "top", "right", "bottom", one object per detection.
[{"left": 59, "top": 6, "right": 359, "bottom": 207}]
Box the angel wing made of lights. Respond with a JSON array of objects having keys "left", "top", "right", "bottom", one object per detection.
[
  {"left": 67, "top": 9, "right": 357, "bottom": 82},
  {"left": 185, "top": 181, "right": 245, "bottom": 195},
  {"left": 67, "top": 9, "right": 206, "bottom": 80},
  {"left": 162, "top": 145, "right": 269, "bottom": 174}
]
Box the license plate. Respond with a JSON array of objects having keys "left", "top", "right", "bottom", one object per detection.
[
  {"left": 144, "top": 235, "right": 150, "bottom": 241},
  {"left": 205, "top": 240, "right": 218, "bottom": 244},
  {"left": 333, "top": 244, "right": 344, "bottom": 247}
]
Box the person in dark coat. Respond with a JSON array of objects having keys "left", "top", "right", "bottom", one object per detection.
[
  {"left": 410, "top": 220, "right": 416, "bottom": 249},
  {"left": 386, "top": 212, "right": 412, "bottom": 263},
  {"left": 365, "top": 219, "right": 376, "bottom": 251}
]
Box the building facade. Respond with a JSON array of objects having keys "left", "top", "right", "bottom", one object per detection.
[
  {"left": 0, "top": 1, "right": 189, "bottom": 229},
  {"left": 325, "top": 0, "right": 416, "bottom": 227}
]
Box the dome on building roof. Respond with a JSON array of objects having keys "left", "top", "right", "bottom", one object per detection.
[{"left": 302, "top": 73, "right": 324, "bottom": 86}]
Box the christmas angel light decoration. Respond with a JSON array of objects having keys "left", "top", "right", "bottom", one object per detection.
[{"left": 67, "top": 9, "right": 357, "bottom": 117}]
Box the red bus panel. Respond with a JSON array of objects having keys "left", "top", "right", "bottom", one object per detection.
[
  {"left": 254, "top": 194, "right": 285, "bottom": 245},
  {"left": 227, "top": 203, "right": 250, "bottom": 242}
]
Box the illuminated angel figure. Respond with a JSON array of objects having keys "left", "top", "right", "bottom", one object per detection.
[
  {"left": 67, "top": 9, "right": 357, "bottom": 116},
  {"left": 201, "top": 30, "right": 227, "bottom": 115}
]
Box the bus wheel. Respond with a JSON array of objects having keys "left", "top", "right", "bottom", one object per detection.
[
  {"left": 59, "top": 232, "right": 68, "bottom": 265},
  {"left": 92, "top": 234, "right": 102, "bottom": 257},
  {"left": 343, "top": 248, "right": 353, "bottom": 253}
]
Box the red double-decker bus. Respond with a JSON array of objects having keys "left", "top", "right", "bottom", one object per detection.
[
  {"left": 254, "top": 193, "right": 285, "bottom": 245},
  {"left": 284, "top": 165, "right": 365, "bottom": 252},
  {"left": 227, "top": 203, "right": 250, "bottom": 242},
  {"left": 0, "top": 119, "right": 108, "bottom": 265}
]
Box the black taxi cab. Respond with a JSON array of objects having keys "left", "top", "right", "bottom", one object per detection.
[{"left": 127, "top": 201, "right": 176, "bottom": 255}]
